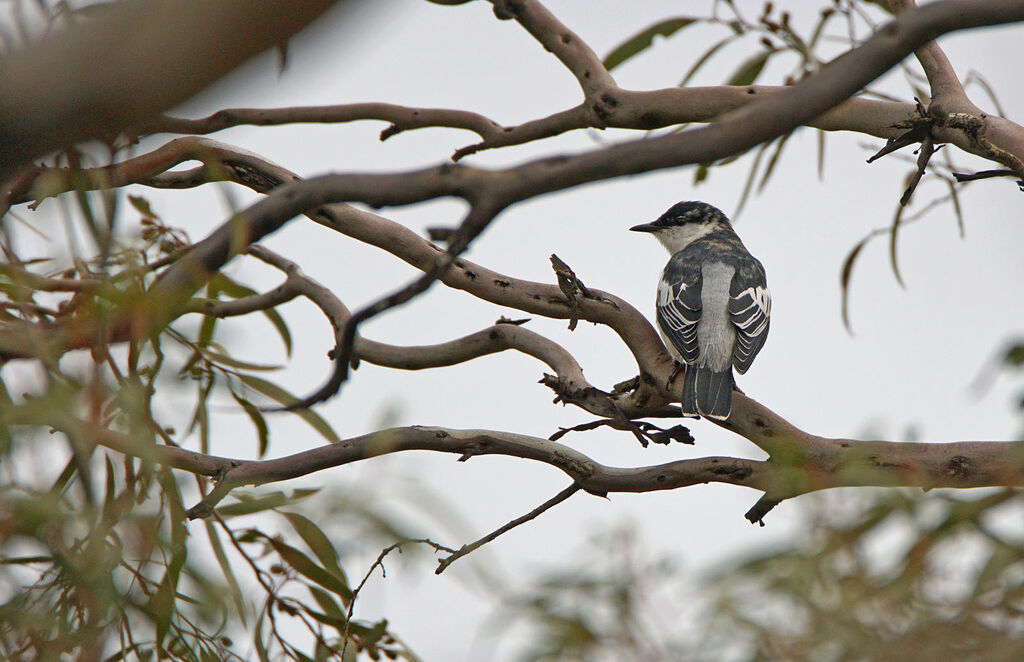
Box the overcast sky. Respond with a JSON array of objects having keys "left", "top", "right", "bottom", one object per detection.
[{"left": 30, "top": 1, "right": 1024, "bottom": 659}]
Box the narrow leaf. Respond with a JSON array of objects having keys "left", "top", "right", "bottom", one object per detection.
[
  {"left": 679, "top": 35, "right": 735, "bottom": 87},
  {"left": 231, "top": 391, "right": 271, "bottom": 458},
  {"left": 238, "top": 374, "right": 341, "bottom": 443},
  {"left": 888, "top": 204, "right": 907, "bottom": 288},
  {"left": 840, "top": 236, "right": 872, "bottom": 334},
  {"left": 254, "top": 613, "right": 271, "bottom": 662},
  {"left": 816, "top": 130, "right": 826, "bottom": 180},
  {"left": 281, "top": 511, "right": 349, "bottom": 592},
  {"left": 204, "top": 521, "right": 247, "bottom": 620},
  {"left": 945, "top": 177, "right": 965, "bottom": 238},
  {"left": 734, "top": 140, "right": 771, "bottom": 219},
  {"left": 262, "top": 307, "right": 293, "bottom": 357},
  {"left": 757, "top": 132, "right": 793, "bottom": 193},
  {"left": 217, "top": 488, "right": 321, "bottom": 517},
  {"left": 205, "top": 349, "right": 282, "bottom": 372},
  {"left": 307, "top": 585, "right": 347, "bottom": 622},
  {"left": 269, "top": 537, "right": 352, "bottom": 599},
  {"left": 693, "top": 163, "right": 710, "bottom": 185},
  {"left": 726, "top": 48, "right": 775, "bottom": 87},
  {"left": 128, "top": 194, "right": 160, "bottom": 219},
  {"left": 602, "top": 17, "right": 698, "bottom": 71},
  {"left": 209, "top": 273, "right": 259, "bottom": 299}
]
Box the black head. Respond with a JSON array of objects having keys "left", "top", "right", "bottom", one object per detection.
[{"left": 630, "top": 201, "right": 729, "bottom": 233}]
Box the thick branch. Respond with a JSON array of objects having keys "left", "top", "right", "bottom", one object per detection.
[{"left": 18, "top": 411, "right": 1024, "bottom": 522}]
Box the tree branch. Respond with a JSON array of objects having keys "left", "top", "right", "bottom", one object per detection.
[
  {"left": 147, "top": 103, "right": 504, "bottom": 143},
  {"left": 434, "top": 484, "right": 581, "bottom": 574},
  {"left": 17, "top": 410, "right": 1024, "bottom": 526}
]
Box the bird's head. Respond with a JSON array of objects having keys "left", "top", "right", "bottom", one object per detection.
[{"left": 630, "top": 201, "right": 731, "bottom": 253}]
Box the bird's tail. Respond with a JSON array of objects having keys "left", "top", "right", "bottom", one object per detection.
[{"left": 682, "top": 366, "right": 734, "bottom": 420}]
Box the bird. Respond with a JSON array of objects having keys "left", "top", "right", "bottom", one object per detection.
[{"left": 630, "top": 201, "right": 770, "bottom": 420}]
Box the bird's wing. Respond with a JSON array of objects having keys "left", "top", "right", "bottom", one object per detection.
[
  {"left": 656, "top": 270, "right": 702, "bottom": 364},
  {"left": 729, "top": 271, "right": 770, "bottom": 374}
]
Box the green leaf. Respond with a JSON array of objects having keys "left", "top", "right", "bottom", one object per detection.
[
  {"left": 151, "top": 470, "right": 188, "bottom": 647},
  {"left": 945, "top": 177, "right": 965, "bottom": 238},
  {"left": 602, "top": 17, "right": 698, "bottom": 71},
  {"left": 888, "top": 203, "right": 907, "bottom": 288},
  {"left": 757, "top": 132, "right": 793, "bottom": 193},
  {"left": 734, "top": 140, "right": 771, "bottom": 219},
  {"left": 678, "top": 35, "right": 735, "bottom": 87},
  {"left": 128, "top": 194, "right": 160, "bottom": 219},
  {"left": 693, "top": 163, "right": 710, "bottom": 185},
  {"left": 238, "top": 374, "right": 341, "bottom": 443},
  {"left": 208, "top": 273, "right": 259, "bottom": 299},
  {"left": 268, "top": 537, "right": 352, "bottom": 599},
  {"left": 1003, "top": 345, "right": 1024, "bottom": 367},
  {"left": 232, "top": 391, "right": 270, "bottom": 457},
  {"left": 363, "top": 618, "right": 389, "bottom": 646},
  {"left": 840, "top": 235, "right": 872, "bottom": 334},
  {"left": 217, "top": 488, "right": 321, "bottom": 517},
  {"left": 816, "top": 130, "right": 826, "bottom": 179},
  {"left": 282, "top": 512, "right": 350, "bottom": 595},
  {"left": 254, "top": 613, "right": 271, "bottom": 662},
  {"left": 208, "top": 273, "right": 293, "bottom": 356},
  {"left": 204, "top": 521, "right": 247, "bottom": 620},
  {"left": 262, "top": 307, "right": 293, "bottom": 357},
  {"left": 726, "top": 48, "right": 776, "bottom": 87},
  {"left": 307, "top": 585, "right": 347, "bottom": 623},
  {"left": 205, "top": 349, "right": 282, "bottom": 372}
]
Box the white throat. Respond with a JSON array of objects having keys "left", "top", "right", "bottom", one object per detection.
[{"left": 654, "top": 223, "right": 717, "bottom": 254}]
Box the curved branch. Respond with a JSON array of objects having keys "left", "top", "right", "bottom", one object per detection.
[
  {"left": 20, "top": 410, "right": 1024, "bottom": 524},
  {"left": 147, "top": 103, "right": 505, "bottom": 142},
  {"left": 123, "top": 2, "right": 1024, "bottom": 171},
  {"left": 241, "top": 245, "right": 597, "bottom": 404}
]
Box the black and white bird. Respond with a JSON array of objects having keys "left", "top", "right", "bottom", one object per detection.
[{"left": 631, "top": 201, "right": 770, "bottom": 420}]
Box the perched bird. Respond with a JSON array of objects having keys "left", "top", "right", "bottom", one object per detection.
[{"left": 631, "top": 201, "right": 770, "bottom": 420}]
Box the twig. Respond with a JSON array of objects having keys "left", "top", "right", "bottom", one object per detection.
[
  {"left": 341, "top": 538, "right": 456, "bottom": 659},
  {"left": 952, "top": 168, "right": 1018, "bottom": 182},
  {"left": 435, "top": 484, "right": 582, "bottom": 574},
  {"left": 900, "top": 134, "right": 941, "bottom": 205},
  {"left": 549, "top": 418, "right": 693, "bottom": 446}
]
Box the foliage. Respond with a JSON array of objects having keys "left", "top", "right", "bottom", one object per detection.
[{"left": 496, "top": 491, "right": 1024, "bottom": 662}]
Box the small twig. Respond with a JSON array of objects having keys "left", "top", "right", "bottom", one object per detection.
[
  {"left": 341, "top": 538, "right": 456, "bottom": 659},
  {"left": 900, "top": 134, "right": 941, "bottom": 205},
  {"left": 866, "top": 125, "right": 928, "bottom": 163},
  {"left": 549, "top": 418, "right": 693, "bottom": 445},
  {"left": 435, "top": 484, "right": 582, "bottom": 574},
  {"left": 952, "top": 168, "right": 1017, "bottom": 182},
  {"left": 550, "top": 253, "right": 590, "bottom": 331},
  {"left": 549, "top": 253, "right": 618, "bottom": 332}
]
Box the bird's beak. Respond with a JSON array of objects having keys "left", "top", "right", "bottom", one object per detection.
[{"left": 629, "top": 222, "right": 658, "bottom": 232}]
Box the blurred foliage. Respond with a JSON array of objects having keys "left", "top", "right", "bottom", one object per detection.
[
  {"left": 497, "top": 490, "right": 1024, "bottom": 662},
  {"left": 999, "top": 341, "right": 1024, "bottom": 437}
]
